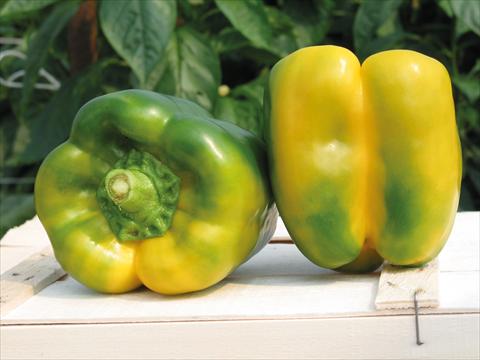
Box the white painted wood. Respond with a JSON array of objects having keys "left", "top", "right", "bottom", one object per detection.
[
  {"left": 0, "top": 247, "right": 66, "bottom": 317},
  {"left": 0, "top": 212, "right": 479, "bottom": 359},
  {"left": 376, "top": 260, "right": 439, "bottom": 310},
  {"left": 2, "top": 314, "right": 479, "bottom": 359},
  {"left": 0, "top": 217, "right": 50, "bottom": 274},
  {"left": 1, "top": 263, "right": 477, "bottom": 325},
  {"left": 1, "top": 213, "right": 478, "bottom": 325},
  {"left": 271, "top": 216, "right": 290, "bottom": 240}
]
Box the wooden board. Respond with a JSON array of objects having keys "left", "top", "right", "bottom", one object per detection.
[
  {"left": 0, "top": 247, "right": 65, "bottom": 317},
  {"left": 1, "top": 213, "right": 478, "bottom": 324},
  {"left": 2, "top": 314, "right": 479, "bottom": 359},
  {"left": 376, "top": 260, "right": 439, "bottom": 310},
  {"left": 1, "top": 212, "right": 479, "bottom": 359}
]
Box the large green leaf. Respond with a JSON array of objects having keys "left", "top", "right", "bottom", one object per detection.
[
  {"left": 454, "top": 74, "right": 480, "bottom": 103},
  {"left": 215, "top": 0, "right": 303, "bottom": 57},
  {"left": 0, "top": 0, "right": 59, "bottom": 20},
  {"left": 353, "top": 0, "right": 403, "bottom": 60},
  {"left": 457, "top": 99, "right": 480, "bottom": 133},
  {"left": 450, "top": 0, "right": 480, "bottom": 36},
  {"left": 99, "top": 0, "right": 176, "bottom": 87},
  {"left": 264, "top": 5, "right": 297, "bottom": 55},
  {"left": 215, "top": 0, "right": 276, "bottom": 54},
  {"left": 10, "top": 62, "right": 107, "bottom": 165},
  {"left": 155, "top": 27, "right": 221, "bottom": 111},
  {"left": 0, "top": 112, "right": 17, "bottom": 166},
  {"left": 19, "top": 1, "right": 78, "bottom": 119},
  {"left": 0, "top": 193, "right": 35, "bottom": 239},
  {"left": 438, "top": 0, "right": 453, "bottom": 17},
  {"left": 282, "top": 0, "right": 334, "bottom": 47},
  {"left": 211, "top": 27, "right": 250, "bottom": 54}
]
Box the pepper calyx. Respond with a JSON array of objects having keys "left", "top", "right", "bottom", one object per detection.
[{"left": 97, "top": 149, "right": 180, "bottom": 241}]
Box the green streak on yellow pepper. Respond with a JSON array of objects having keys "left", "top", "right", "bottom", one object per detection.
[{"left": 265, "top": 46, "right": 461, "bottom": 272}]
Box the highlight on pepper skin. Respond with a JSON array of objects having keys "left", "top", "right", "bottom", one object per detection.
[
  {"left": 35, "top": 89, "right": 278, "bottom": 295},
  {"left": 265, "top": 46, "right": 461, "bottom": 273}
]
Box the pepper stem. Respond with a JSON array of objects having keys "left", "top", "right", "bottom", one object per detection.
[
  {"left": 97, "top": 150, "right": 181, "bottom": 242},
  {"left": 105, "top": 169, "right": 157, "bottom": 214}
]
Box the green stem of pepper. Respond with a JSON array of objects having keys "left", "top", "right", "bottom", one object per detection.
[
  {"left": 105, "top": 168, "right": 157, "bottom": 214},
  {"left": 97, "top": 150, "right": 181, "bottom": 242}
]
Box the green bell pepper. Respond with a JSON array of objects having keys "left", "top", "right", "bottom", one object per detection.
[{"left": 35, "top": 89, "right": 277, "bottom": 294}]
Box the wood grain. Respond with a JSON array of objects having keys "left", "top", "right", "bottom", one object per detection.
[
  {"left": 0, "top": 247, "right": 66, "bottom": 317},
  {"left": 375, "top": 260, "right": 439, "bottom": 310}
]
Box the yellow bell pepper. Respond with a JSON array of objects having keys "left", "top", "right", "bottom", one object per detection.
[{"left": 265, "top": 46, "right": 461, "bottom": 272}]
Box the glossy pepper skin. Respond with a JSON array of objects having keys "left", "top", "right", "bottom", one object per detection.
[
  {"left": 265, "top": 46, "right": 461, "bottom": 272},
  {"left": 35, "top": 89, "right": 277, "bottom": 294}
]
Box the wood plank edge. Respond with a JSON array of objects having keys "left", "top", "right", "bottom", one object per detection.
[
  {"left": 2, "top": 308, "right": 479, "bottom": 326},
  {"left": 0, "top": 247, "right": 66, "bottom": 318}
]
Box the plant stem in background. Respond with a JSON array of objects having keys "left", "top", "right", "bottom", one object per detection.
[{"left": 68, "top": 0, "right": 98, "bottom": 74}]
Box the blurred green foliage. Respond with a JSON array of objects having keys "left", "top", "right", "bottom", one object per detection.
[{"left": 0, "top": 0, "right": 479, "bottom": 237}]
